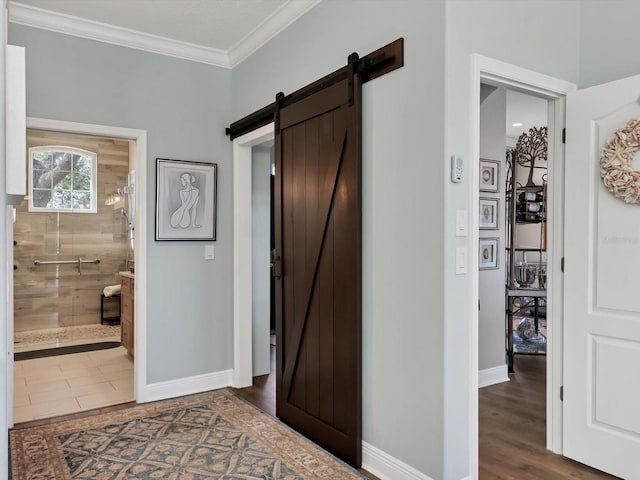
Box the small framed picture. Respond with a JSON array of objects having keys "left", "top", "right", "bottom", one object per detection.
[
  {"left": 479, "top": 197, "right": 499, "bottom": 229},
  {"left": 480, "top": 159, "right": 500, "bottom": 193},
  {"left": 156, "top": 158, "right": 217, "bottom": 241},
  {"left": 479, "top": 237, "right": 499, "bottom": 270}
]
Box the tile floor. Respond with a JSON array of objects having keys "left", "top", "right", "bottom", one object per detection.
[{"left": 13, "top": 346, "right": 134, "bottom": 423}]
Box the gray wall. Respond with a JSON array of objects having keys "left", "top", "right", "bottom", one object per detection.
[
  {"left": 443, "top": 2, "right": 581, "bottom": 478},
  {"left": 5, "top": 2, "right": 640, "bottom": 479},
  {"left": 251, "top": 146, "right": 271, "bottom": 377},
  {"left": 8, "top": 25, "right": 234, "bottom": 383},
  {"left": 580, "top": 0, "right": 640, "bottom": 88},
  {"left": 234, "top": 1, "right": 446, "bottom": 477},
  {"left": 478, "top": 87, "right": 507, "bottom": 372}
]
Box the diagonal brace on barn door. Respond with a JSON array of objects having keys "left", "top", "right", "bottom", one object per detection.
[{"left": 282, "top": 128, "right": 348, "bottom": 397}]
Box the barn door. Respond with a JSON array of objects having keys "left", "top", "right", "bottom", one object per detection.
[
  {"left": 274, "top": 76, "right": 362, "bottom": 467},
  {"left": 563, "top": 73, "right": 640, "bottom": 478}
]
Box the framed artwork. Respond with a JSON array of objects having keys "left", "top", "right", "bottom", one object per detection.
[
  {"left": 480, "top": 159, "right": 500, "bottom": 192},
  {"left": 155, "top": 158, "right": 217, "bottom": 241},
  {"left": 479, "top": 237, "right": 499, "bottom": 270},
  {"left": 479, "top": 197, "right": 499, "bottom": 229}
]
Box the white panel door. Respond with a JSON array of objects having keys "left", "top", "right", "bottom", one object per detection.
[{"left": 564, "top": 74, "right": 640, "bottom": 478}]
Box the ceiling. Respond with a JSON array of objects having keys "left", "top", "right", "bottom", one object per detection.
[
  {"left": 8, "top": 0, "right": 321, "bottom": 67},
  {"left": 480, "top": 84, "right": 547, "bottom": 146},
  {"left": 506, "top": 90, "right": 547, "bottom": 146}
]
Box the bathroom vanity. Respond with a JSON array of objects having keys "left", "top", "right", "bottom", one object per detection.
[{"left": 119, "top": 271, "right": 134, "bottom": 357}]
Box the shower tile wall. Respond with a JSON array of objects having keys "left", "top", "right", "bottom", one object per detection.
[{"left": 14, "top": 130, "right": 131, "bottom": 332}]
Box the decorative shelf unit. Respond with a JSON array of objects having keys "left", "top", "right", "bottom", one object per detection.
[{"left": 505, "top": 140, "right": 548, "bottom": 373}]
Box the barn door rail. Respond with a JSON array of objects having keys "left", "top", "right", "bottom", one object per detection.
[{"left": 225, "top": 38, "right": 404, "bottom": 140}]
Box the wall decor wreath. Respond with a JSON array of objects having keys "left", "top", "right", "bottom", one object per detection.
[{"left": 600, "top": 118, "right": 640, "bottom": 205}]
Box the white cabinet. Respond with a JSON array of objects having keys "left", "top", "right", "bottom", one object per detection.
[{"left": 6, "top": 45, "right": 26, "bottom": 204}]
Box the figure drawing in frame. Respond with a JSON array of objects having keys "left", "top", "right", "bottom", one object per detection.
[
  {"left": 156, "top": 158, "right": 217, "bottom": 241},
  {"left": 170, "top": 172, "right": 202, "bottom": 229}
]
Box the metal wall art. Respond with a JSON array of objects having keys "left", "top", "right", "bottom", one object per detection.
[{"left": 515, "top": 126, "right": 547, "bottom": 189}]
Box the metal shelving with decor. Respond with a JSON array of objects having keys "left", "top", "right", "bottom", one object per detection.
[{"left": 504, "top": 143, "right": 547, "bottom": 373}]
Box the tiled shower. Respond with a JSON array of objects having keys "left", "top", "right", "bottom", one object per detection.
[{"left": 13, "top": 130, "right": 133, "bottom": 351}]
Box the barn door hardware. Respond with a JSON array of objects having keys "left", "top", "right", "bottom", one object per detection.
[
  {"left": 226, "top": 38, "right": 404, "bottom": 140},
  {"left": 274, "top": 91, "right": 285, "bottom": 135},
  {"left": 347, "top": 52, "right": 359, "bottom": 106}
]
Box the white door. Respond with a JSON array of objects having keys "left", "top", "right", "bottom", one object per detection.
[{"left": 564, "top": 73, "right": 640, "bottom": 478}]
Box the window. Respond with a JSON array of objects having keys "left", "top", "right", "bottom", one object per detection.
[{"left": 29, "top": 146, "right": 98, "bottom": 213}]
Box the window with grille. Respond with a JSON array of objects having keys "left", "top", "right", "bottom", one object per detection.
[{"left": 28, "top": 146, "right": 97, "bottom": 213}]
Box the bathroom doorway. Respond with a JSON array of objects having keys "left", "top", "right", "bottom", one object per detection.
[
  {"left": 235, "top": 142, "right": 276, "bottom": 414},
  {"left": 229, "top": 128, "right": 276, "bottom": 415},
  {"left": 12, "top": 129, "right": 136, "bottom": 422}
]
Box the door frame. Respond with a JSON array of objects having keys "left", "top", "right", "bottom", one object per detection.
[
  {"left": 232, "top": 123, "right": 275, "bottom": 388},
  {"left": 15, "top": 117, "right": 149, "bottom": 405},
  {"left": 469, "top": 55, "right": 576, "bottom": 475}
]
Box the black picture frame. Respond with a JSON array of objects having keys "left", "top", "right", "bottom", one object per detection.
[{"left": 155, "top": 158, "right": 217, "bottom": 241}]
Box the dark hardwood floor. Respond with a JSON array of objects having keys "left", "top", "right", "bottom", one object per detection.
[
  {"left": 231, "top": 344, "right": 380, "bottom": 480},
  {"left": 232, "top": 345, "right": 276, "bottom": 417},
  {"left": 480, "top": 355, "right": 619, "bottom": 479},
  {"left": 235, "top": 347, "right": 616, "bottom": 479}
]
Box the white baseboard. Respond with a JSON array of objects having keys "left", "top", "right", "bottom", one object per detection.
[
  {"left": 478, "top": 365, "right": 509, "bottom": 388},
  {"left": 362, "top": 442, "right": 434, "bottom": 480},
  {"left": 141, "top": 369, "right": 233, "bottom": 403}
]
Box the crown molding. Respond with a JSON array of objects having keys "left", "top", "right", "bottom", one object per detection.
[
  {"left": 227, "top": 0, "right": 322, "bottom": 67},
  {"left": 9, "top": 2, "right": 231, "bottom": 67},
  {"left": 9, "top": 0, "right": 322, "bottom": 69}
]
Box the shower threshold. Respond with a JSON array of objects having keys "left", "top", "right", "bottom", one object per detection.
[{"left": 14, "top": 324, "right": 121, "bottom": 353}]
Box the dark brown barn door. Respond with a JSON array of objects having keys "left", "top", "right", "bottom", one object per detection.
[{"left": 274, "top": 76, "right": 362, "bottom": 467}]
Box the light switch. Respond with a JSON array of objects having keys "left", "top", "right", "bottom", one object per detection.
[
  {"left": 456, "top": 247, "right": 467, "bottom": 274},
  {"left": 456, "top": 209, "right": 468, "bottom": 237},
  {"left": 205, "top": 244, "right": 215, "bottom": 260}
]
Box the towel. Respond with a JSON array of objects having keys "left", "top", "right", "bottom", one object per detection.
[{"left": 103, "top": 284, "right": 121, "bottom": 297}]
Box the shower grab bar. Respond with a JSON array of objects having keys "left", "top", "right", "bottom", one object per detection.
[
  {"left": 33, "top": 258, "right": 100, "bottom": 275},
  {"left": 33, "top": 259, "right": 101, "bottom": 265}
]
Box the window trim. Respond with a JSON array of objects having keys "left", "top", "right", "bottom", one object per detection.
[{"left": 28, "top": 145, "right": 98, "bottom": 214}]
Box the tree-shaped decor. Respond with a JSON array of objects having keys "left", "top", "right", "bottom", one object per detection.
[{"left": 515, "top": 126, "right": 548, "bottom": 189}]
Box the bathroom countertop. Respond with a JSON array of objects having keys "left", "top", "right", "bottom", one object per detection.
[{"left": 119, "top": 271, "right": 135, "bottom": 279}]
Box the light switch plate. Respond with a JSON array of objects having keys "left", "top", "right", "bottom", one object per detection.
[
  {"left": 455, "top": 247, "right": 467, "bottom": 274},
  {"left": 205, "top": 244, "right": 215, "bottom": 260},
  {"left": 455, "top": 209, "right": 468, "bottom": 237}
]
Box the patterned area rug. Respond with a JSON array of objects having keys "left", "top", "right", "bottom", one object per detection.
[
  {"left": 10, "top": 389, "right": 365, "bottom": 480},
  {"left": 513, "top": 332, "right": 547, "bottom": 354},
  {"left": 512, "top": 316, "right": 547, "bottom": 354}
]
